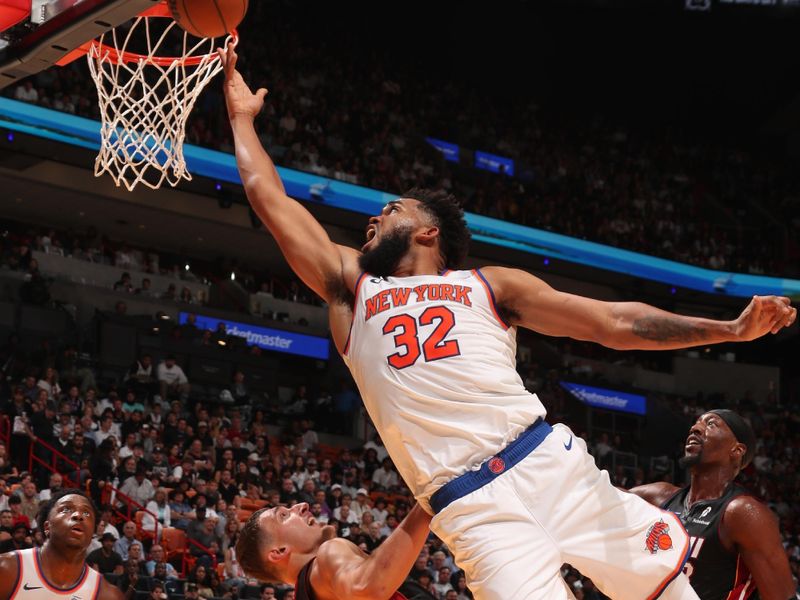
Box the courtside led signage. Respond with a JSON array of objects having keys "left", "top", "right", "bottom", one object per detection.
[
  {"left": 560, "top": 381, "right": 647, "bottom": 416},
  {"left": 179, "top": 312, "right": 329, "bottom": 360}
]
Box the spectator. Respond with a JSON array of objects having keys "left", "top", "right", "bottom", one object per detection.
[
  {"left": 142, "top": 487, "right": 171, "bottom": 537},
  {"left": 86, "top": 532, "right": 125, "bottom": 576},
  {"left": 0, "top": 523, "right": 32, "bottom": 553},
  {"left": 0, "top": 509, "right": 13, "bottom": 540},
  {"left": 38, "top": 472, "right": 63, "bottom": 502},
  {"left": 119, "top": 464, "right": 156, "bottom": 508},
  {"left": 16, "top": 481, "right": 40, "bottom": 526},
  {"left": 114, "top": 521, "right": 143, "bottom": 561},
  {"left": 186, "top": 509, "right": 219, "bottom": 567},
  {"left": 371, "top": 457, "right": 399, "bottom": 490},
  {"left": 113, "top": 272, "right": 133, "bottom": 293},
  {"left": 168, "top": 489, "right": 194, "bottom": 531},
  {"left": 118, "top": 557, "right": 150, "bottom": 599},
  {"left": 157, "top": 355, "right": 190, "bottom": 403},
  {"left": 145, "top": 545, "right": 178, "bottom": 579}
]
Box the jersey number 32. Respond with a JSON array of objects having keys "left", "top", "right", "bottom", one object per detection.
[{"left": 382, "top": 306, "right": 460, "bottom": 369}]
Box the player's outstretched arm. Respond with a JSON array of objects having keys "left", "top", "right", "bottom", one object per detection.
[
  {"left": 315, "top": 504, "right": 431, "bottom": 600},
  {"left": 723, "top": 497, "right": 795, "bottom": 600},
  {"left": 628, "top": 482, "right": 679, "bottom": 506},
  {"left": 482, "top": 267, "right": 796, "bottom": 350},
  {"left": 218, "top": 42, "right": 358, "bottom": 303}
]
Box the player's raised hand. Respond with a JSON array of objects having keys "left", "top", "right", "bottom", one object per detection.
[
  {"left": 218, "top": 41, "right": 268, "bottom": 121},
  {"left": 734, "top": 295, "right": 796, "bottom": 340}
]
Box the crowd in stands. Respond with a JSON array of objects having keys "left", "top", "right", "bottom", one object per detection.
[
  {"left": 0, "top": 219, "right": 322, "bottom": 311},
  {"left": 3, "top": 3, "right": 799, "bottom": 277}
]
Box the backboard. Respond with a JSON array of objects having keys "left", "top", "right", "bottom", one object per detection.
[{"left": 0, "top": 0, "right": 158, "bottom": 88}]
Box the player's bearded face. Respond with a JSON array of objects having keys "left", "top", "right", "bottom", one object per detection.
[{"left": 358, "top": 224, "right": 412, "bottom": 278}]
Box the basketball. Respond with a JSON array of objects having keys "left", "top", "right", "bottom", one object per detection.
[{"left": 167, "top": 0, "right": 248, "bottom": 38}]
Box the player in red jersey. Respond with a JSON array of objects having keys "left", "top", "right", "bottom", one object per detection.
[{"left": 235, "top": 501, "right": 430, "bottom": 600}]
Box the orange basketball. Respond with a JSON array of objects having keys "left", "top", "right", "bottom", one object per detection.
[
  {"left": 658, "top": 535, "right": 672, "bottom": 551},
  {"left": 167, "top": 0, "right": 248, "bottom": 38}
]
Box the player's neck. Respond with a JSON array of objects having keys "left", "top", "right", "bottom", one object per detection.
[
  {"left": 39, "top": 543, "right": 87, "bottom": 587},
  {"left": 391, "top": 249, "right": 442, "bottom": 278},
  {"left": 687, "top": 467, "right": 736, "bottom": 506}
]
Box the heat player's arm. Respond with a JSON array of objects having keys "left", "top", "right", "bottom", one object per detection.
[
  {"left": 0, "top": 552, "right": 19, "bottom": 599},
  {"left": 315, "top": 503, "right": 432, "bottom": 600},
  {"left": 628, "top": 482, "right": 680, "bottom": 506},
  {"left": 480, "top": 266, "right": 789, "bottom": 350},
  {"left": 723, "top": 497, "right": 795, "bottom": 600}
]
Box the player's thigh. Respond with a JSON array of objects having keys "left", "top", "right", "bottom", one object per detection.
[
  {"left": 545, "top": 436, "right": 691, "bottom": 600},
  {"left": 431, "top": 475, "right": 567, "bottom": 600}
]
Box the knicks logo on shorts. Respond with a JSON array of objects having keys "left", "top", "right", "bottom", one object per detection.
[
  {"left": 487, "top": 457, "right": 505, "bottom": 474},
  {"left": 644, "top": 519, "right": 673, "bottom": 554}
]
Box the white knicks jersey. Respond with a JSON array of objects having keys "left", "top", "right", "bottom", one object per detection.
[
  {"left": 9, "top": 547, "right": 101, "bottom": 600},
  {"left": 343, "top": 268, "right": 546, "bottom": 509}
]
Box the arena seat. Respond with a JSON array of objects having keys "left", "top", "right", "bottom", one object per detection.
[{"left": 161, "top": 527, "right": 186, "bottom": 558}]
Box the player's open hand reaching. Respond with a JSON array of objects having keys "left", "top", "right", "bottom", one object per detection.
[
  {"left": 734, "top": 295, "right": 796, "bottom": 340},
  {"left": 218, "top": 41, "right": 268, "bottom": 121}
]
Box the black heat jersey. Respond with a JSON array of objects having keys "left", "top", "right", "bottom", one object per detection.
[{"left": 662, "top": 484, "right": 757, "bottom": 600}]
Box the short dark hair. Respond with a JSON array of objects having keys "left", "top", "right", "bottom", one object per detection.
[
  {"left": 403, "top": 187, "right": 470, "bottom": 270},
  {"left": 236, "top": 508, "right": 281, "bottom": 583},
  {"left": 37, "top": 488, "right": 98, "bottom": 535}
]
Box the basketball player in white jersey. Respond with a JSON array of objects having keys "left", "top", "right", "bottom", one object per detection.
[
  {"left": 0, "top": 489, "right": 123, "bottom": 600},
  {"left": 219, "top": 43, "right": 797, "bottom": 600}
]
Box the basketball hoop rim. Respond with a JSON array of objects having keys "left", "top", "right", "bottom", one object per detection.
[{"left": 86, "top": 1, "right": 238, "bottom": 67}]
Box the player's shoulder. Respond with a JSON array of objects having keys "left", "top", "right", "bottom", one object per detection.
[
  {"left": 96, "top": 574, "right": 125, "bottom": 600},
  {"left": 0, "top": 551, "right": 21, "bottom": 598},
  {"left": 723, "top": 492, "right": 774, "bottom": 528},
  {"left": 477, "top": 266, "right": 546, "bottom": 294}
]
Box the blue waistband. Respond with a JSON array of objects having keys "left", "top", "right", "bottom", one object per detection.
[{"left": 429, "top": 419, "right": 553, "bottom": 514}]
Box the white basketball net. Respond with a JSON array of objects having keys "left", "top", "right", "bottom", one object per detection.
[{"left": 87, "top": 15, "right": 232, "bottom": 191}]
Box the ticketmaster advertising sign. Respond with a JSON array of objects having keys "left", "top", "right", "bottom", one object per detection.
[
  {"left": 560, "top": 381, "right": 647, "bottom": 416},
  {"left": 180, "top": 313, "right": 330, "bottom": 360}
]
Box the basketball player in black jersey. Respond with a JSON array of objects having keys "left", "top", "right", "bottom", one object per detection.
[
  {"left": 631, "top": 410, "right": 794, "bottom": 600},
  {"left": 0, "top": 488, "right": 123, "bottom": 600},
  {"left": 235, "top": 501, "right": 431, "bottom": 600}
]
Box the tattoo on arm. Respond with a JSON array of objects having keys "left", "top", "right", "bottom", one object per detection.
[{"left": 631, "top": 317, "right": 708, "bottom": 343}]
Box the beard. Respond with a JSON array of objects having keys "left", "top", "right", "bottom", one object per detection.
[
  {"left": 358, "top": 225, "right": 412, "bottom": 278},
  {"left": 679, "top": 451, "right": 702, "bottom": 468}
]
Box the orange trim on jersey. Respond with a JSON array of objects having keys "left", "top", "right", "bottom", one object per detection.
[
  {"left": 343, "top": 272, "right": 369, "bottom": 356},
  {"left": 471, "top": 269, "right": 510, "bottom": 330},
  {"left": 646, "top": 512, "right": 691, "bottom": 600},
  {"left": 9, "top": 552, "right": 23, "bottom": 600},
  {"left": 32, "top": 548, "right": 90, "bottom": 594},
  {"left": 440, "top": 269, "right": 452, "bottom": 277},
  {"left": 90, "top": 567, "right": 102, "bottom": 600}
]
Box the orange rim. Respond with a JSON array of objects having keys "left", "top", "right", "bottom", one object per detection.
[{"left": 80, "top": 0, "right": 238, "bottom": 67}]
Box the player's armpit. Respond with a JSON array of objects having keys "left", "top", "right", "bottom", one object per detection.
[{"left": 723, "top": 497, "right": 795, "bottom": 600}]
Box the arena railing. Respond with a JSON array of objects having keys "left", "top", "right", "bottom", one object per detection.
[{"left": 23, "top": 433, "right": 165, "bottom": 547}]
